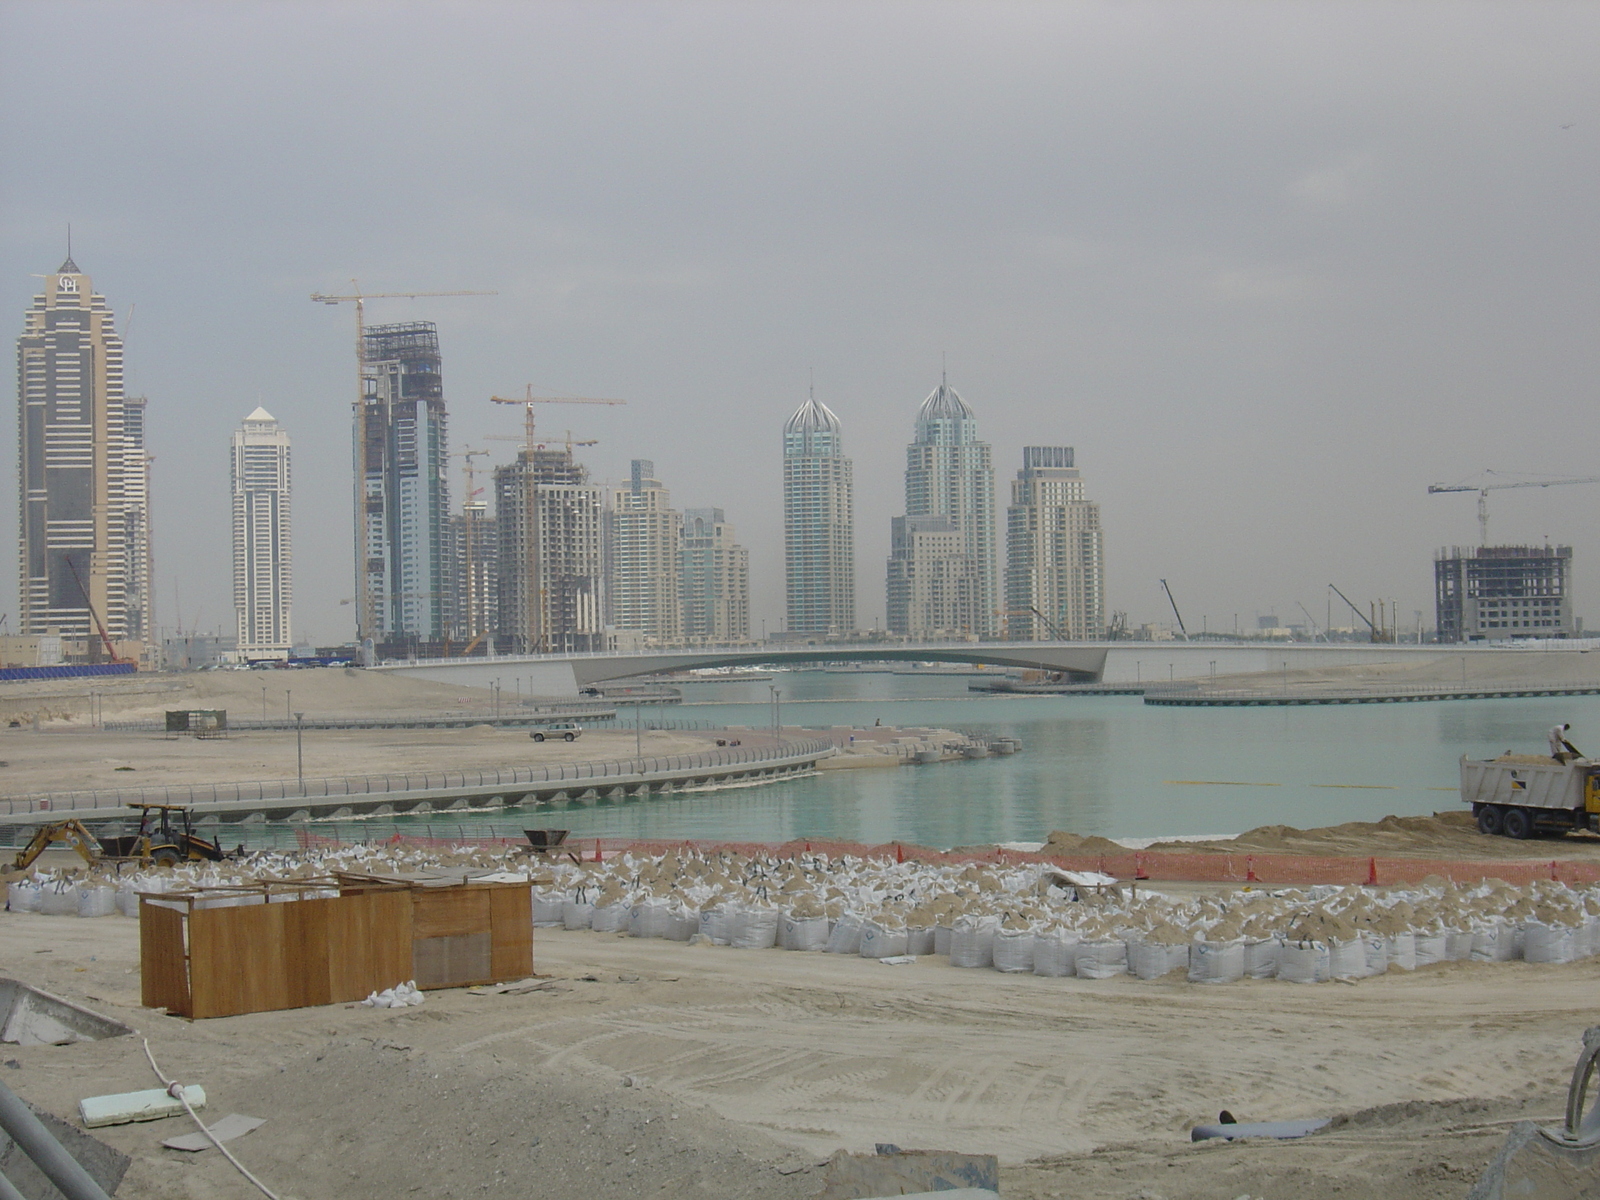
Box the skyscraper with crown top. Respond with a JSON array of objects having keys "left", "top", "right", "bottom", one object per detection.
[
  {"left": 783, "top": 391, "right": 855, "bottom": 635},
  {"left": 16, "top": 254, "right": 151, "bottom": 652}
]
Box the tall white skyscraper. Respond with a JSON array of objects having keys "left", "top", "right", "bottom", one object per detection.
[
  {"left": 783, "top": 392, "right": 855, "bottom": 635},
  {"left": 607, "top": 460, "right": 681, "bottom": 643},
  {"left": 890, "top": 377, "right": 997, "bottom": 637},
  {"left": 1005, "top": 446, "right": 1103, "bottom": 640},
  {"left": 231, "top": 408, "right": 293, "bottom": 655},
  {"left": 16, "top": 256, "right": 152, "bottom": 649}
]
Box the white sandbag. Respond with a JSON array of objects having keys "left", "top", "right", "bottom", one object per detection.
[
  {"left": 948, "top": 918, "right": 996, "bottom": 969},
  {"left": 781, "top": 913, "right": 829, "bottom": 951},
  {"left": 731, "top": 908, "right": 779, "bottom": 949},
  {"left": 825, "top": 912, "right": 864, "bottom": 955},
  {"left": 1388, "top": 931, "right": 1416, "bottom": 971},
  {"left": 1581, "top": 918, "right": 1600, "bottom": 958},
  {"left": 1243, "top": 937, "right": 1280, "bottom": 979},
  {"left": 531, "top": 893, "right": 565, "bottom": 927},
  {"left": 1128, "top": 940, "right": 1188, "bottom": 981},
  {"left": 991, "top": 928, "right": 1035, "bottom": 973},
  {"left": 905, "top": 926, "right": 936, "bottom": 956},
  {"left": 1277, "top": 941, "right": 1329, "bottom": 985},
  {"left": 1471, "top": 922, "right": 1516, "bottom": 962},
  {"left": 77, "top": 885, "right": 116, "bottom": 918},
  {"left": 7, "top": 881, "right": 40, "bottom": 913},
  {"left": 1074, "top": 939, "right": 1128, "bottom": 979},
  {"left": 1360, "top": 933, "right": 1389, "bottom": 977},
  {"left": 664, "top": 904, "right": 698, "bottom": 942},
  {"left": 1328, "top": 938, "right": 1365, "bottom": 979},
  {"left": 590, "top": 900, "right": 630, "bottom": 933},
  {"left": 1032, "top": 930, "right": 1078, "bottom": 978},
  {"left": 933, "top": 925, "right": 954, "bottom": 957},
  {"left": 859, "top": 921, "right": 909, "bottom": 959},
  {"left": 1523, "top": 921, "right": 1577, "bottom": 964},
  {"left": 1188, "top": 939, "right": 1245, "bottom": 984},
  {"left": 562, "top": 898, "right": 595, "bottom": 930},
  {"left": 38, "top": 884, "right": 79, "bottom": 916},
  {"left": 1413, "top": 931, "right": 1449, "bottom": 966},
  {"left": 628, "top": 900, "right": 670, "bottom": 938},
  {"left": 697, "top": 906, "right": 732, "bottom": 945},
  {"left": 1445, "top": 929, "right": 1474, "bottom": 961}
]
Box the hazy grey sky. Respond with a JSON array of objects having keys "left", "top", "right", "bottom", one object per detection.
[{"left": 3, "top": 1, "right": 1596, "bottom": 644}]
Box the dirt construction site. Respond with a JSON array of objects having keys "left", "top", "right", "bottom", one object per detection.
[{"left": 2, "top": 663, "right": 1600, "bottom": 1199}]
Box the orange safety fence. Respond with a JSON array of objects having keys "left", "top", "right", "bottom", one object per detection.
[{"left": 291, "top": 828, "right": 1600, "bottom": 889}]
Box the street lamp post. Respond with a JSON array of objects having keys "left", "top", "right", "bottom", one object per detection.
[
  {"left": 635, "top": 698, "right": 642, "bottom": 760},
  {"left": 285, "top": 690, "right": 292, "bottom": 722},
  {"left": 294, "top": 711, "right": 305, "bottom": 795},
  {"left": 261, "top": 685, "right": 267, "bottom": 723}
]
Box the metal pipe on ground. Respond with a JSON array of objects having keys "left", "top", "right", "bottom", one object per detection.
[{"left": 0, "top": 1080, "right": 113, "bottom": 1200}]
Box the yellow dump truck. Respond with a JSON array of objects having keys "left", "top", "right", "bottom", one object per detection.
[{"left": 1461, "top": 754, "right": 1600, "bottom": 840}]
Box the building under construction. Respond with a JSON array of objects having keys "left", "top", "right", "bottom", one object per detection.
[
  {"left": 493, "top": 447, "right": 607, "bottom": 653},
  {"left": 1434, "top": 545, "right": 1575, "bottom": 643}
]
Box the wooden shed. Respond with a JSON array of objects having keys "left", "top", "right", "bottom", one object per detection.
[{"left": 139, "top": 874, "right": 533, "bottom": 1019}]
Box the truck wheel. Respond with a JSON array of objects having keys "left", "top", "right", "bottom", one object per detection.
[
  {"left": 1477, "top": 806, "right": 1503, "bottom": 836},
  {"left": 152, "top": 848, "right": 181, "bottom": 867},
  {"left": 1502, "top": 807, "right": 1533, "bottom": 840}
]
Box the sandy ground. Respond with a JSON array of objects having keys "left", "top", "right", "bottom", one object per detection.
[
  {"left": 0, "top": 724, "right": 721, "bottom": 799},
  {"left": 1212, "top": 645, "right": 1600, "bottom": 691},
  {"left": 1, "top": 910, "right": 1589, "bottom": 1200}
]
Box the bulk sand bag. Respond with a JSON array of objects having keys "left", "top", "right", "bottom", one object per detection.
[
  {"left": 781, "top": 911, "right": 830, "bottom": 951},
  {"left": 1523, "top": 921, "right": 1578, "bottom": 964},
  {"left": 590, "top": 898, "right": 631, "bottom": 933},
  {"left": 1128, "top": 938, "right": 1189, "bottom": 981},
  {"left": 731, "top": 908, "right": 780, "bottom": 949},
  {"left": 1471, "top": 922, "right": 1517, "bottom": 962},
  {"left": 948, "top": 917, "right": 996, "bottom": 969},
  {"left": 629, "top": 900, "right": 670, "bottom": 939},
  {"left": 1243, "top": 938, "right": 1280, "bottom": 979},
  {"left": 1075, "top": 939, "right": 1128, "bottom": 979},
  {"left": 1360, "top": 934, "right": 1390, "bottom": 976},
  {"left": 1413, "top": 930, "right": 1449, "bottom": 966},
  {"left": 1445, "top": 929, "right": 1475, "bottom": 961},
  {"left": 77, "top": 884, "right": 117, "bottom": 918},
  {"left": 38, "top": 883, "right": 79, "bottom": 916},
  {"left": 698, "top": 906, "right": 733, "bottom": 945},
  {"left": 1328, "top": 938, "right": 1366, "bottom": 979},
  {"left": 859, "top": 919, "right": 909, "bottom": 959},
  {"left": 531, "top": 893, "right": 566, "bottom": 927},
  {"left": 826, "top": 912, "right": 864, "bottom": 955},
  {"left": 7, "top": 881, "right": 40, "bottom": 913},
  {"left": 665, "top": 904, "right": 698, "bottom": 942},
  {"left": 991, "top": 925, "right": 1035, "bottom": 974},
  {"left": 1188, "top": 940, "right": 1245, "bottom": 984},
  {"left": 933, "top": 924, "right": 954, "bottom": 957},
  {"left": 1277, "top": 941, "right": 1330, "bottom": 985},
  {"left": 905, "top": 925, "right": 937, "bottom": 956},
  {"left": 1032, "top": 930, "right": 1078, "bottom": 978},
  {"left": 1388, "top": 931, "right": 1417, "bottom": 971},
  {"left": 562, "top": 897, "right": 596, "bottom": 930}
]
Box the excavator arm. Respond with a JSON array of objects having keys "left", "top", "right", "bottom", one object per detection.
[{"left": 12, "top": 820, "right": 102, "bottom": 872}]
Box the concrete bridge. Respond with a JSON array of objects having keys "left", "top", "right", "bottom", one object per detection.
[{"left": 378, "top": 640, "right": 1504, "bottom": 697}]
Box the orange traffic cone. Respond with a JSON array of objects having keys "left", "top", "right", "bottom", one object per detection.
[
  {"left": 1246, "top": 856, "right": 1258, "bottom": 883},
  {"left": 1366, "top": 857, "right": 1378, "bottom": 885},
  {"left": 1134, "top": 854, "right": 1149, "bottom": 881},
  {"left": 594, "top": 839, "right": 603, "bottom": 863},
  {"left": 895, "top": 843, "right": 905, "bottom": 864}
]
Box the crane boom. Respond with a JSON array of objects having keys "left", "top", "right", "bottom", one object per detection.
[
  {"left": 1159, "top": 579, "right": 1189, "bottom": 641},
  {"left": 1329, "top": 583, "right": 1379, "bottom": 638},
  {"left": 1427, "top": 472, "right": 1600, "bottom": 545}
]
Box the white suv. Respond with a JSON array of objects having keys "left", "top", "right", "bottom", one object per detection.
[{"left": 531, "top": 722, "right": 582, "bottom": 742}]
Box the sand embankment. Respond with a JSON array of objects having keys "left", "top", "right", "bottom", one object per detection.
[{"left": 0, "top": 909, "right": 1585, "bottom": 1200}]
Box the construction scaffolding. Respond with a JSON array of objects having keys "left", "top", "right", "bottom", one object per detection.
[{"left": 1434, "top": 544, "right": 1575, "bottom": 643}]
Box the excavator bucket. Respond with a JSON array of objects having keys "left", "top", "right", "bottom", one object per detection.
[{"left": 1468, "top": 1027, "right": 1600, "bottom": 1199}]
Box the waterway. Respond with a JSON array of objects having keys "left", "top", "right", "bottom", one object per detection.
[{"left": 380, "top": 669, "right": 1600, "bottom": 850}]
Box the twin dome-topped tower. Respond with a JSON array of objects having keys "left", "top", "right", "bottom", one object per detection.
[{"left": 782, "top": 377, "right": 1103, "bottom": 641}]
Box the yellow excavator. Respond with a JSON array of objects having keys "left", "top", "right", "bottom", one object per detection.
[{"left": 11, "top": 804, "right": 227, "bottom": 872}]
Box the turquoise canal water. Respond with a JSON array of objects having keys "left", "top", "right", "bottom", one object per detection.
[{"left": 419, "top": 669, "right": 1600, "bottom": 849}]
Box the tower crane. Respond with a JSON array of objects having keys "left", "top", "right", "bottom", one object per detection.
[
  {"left": 488, "top": 387, "right": 626, "bottom": 651},
  {"left": 1427, "top": 472, "right": 1600, "bottom": 546},
  {"left": 310, "top": 281, "right": 496, "bottom": 644}
]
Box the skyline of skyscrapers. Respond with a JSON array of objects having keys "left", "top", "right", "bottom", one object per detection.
[
  {"left": 608, "top": 459, "right": 683, "bottom": 644},
  {"left": 1004, "top": 446, "right": 1104, "bottom": 641},
  {"left": 16, "top": 257, "right": 151, "bottom": 650},
  {"left": 681, "top": 507, "right": 749, "bottom": 643},
  {"left": 889, "top": 378, "right": 997, "bottom": 638},
  {"left": 358, "top": 320, "right": 452, "bottom": 645},
  {"left": 230, "top": 408, "right": 293, "bottom": 655},
  {"left": 783, "top": 390, "right": 855, "bottom": 635}
]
